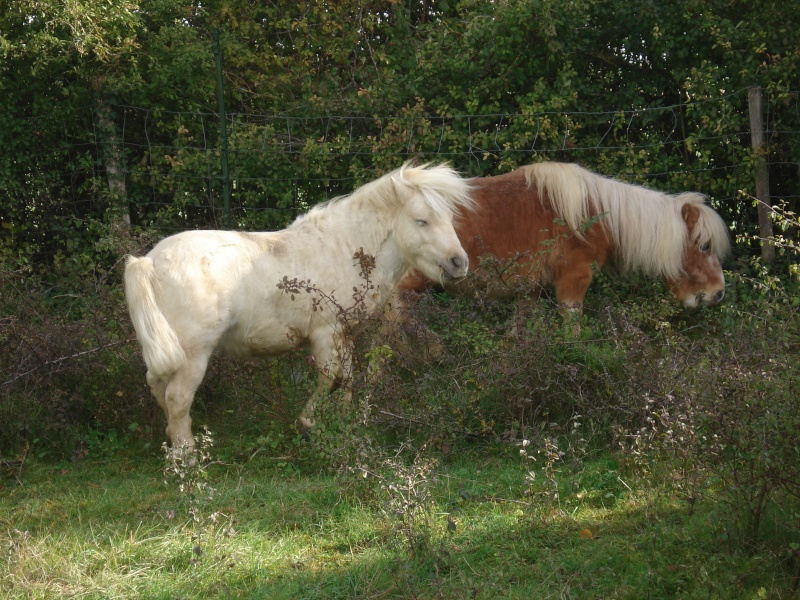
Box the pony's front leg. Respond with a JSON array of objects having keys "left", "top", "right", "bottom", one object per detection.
[
  {"left": 298, "top": 331, "right": 351, "bottom": 434},
  {"left": 377, "top": 291, "right": 444, "bottom": 363},
  {"left": 553, "top": 257, "right": 596, "bottom": 333},
  {"left": 297, "top": 371, "right": 336, "bottom": 434}
]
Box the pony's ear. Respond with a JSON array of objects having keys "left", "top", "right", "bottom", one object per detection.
[
  {"left": 681, "top": 202, "right": 700, "bottom": 233},
  {"left": 390, "top": 175, "right": 412, "bottom": 196}
]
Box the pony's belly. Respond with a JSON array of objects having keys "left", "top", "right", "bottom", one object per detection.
[{"left": 219, "top": 326, "right": 307, "bottom": 358}]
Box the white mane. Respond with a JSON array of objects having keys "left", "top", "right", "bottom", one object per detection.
[{"left": 297, "top": 161, "right": 474, "bottom": 223}]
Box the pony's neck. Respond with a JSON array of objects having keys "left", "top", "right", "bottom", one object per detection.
[
  {"left": 373, "top": 233, "right": 408, "bottom": 295},
  {"left": 310, "top": 196, "right": 408, "bottom": 302}
]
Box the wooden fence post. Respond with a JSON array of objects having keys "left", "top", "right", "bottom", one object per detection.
[
  {"left": 96, "top": 93, "right": 130, "bottom": 229},
  {"left": 747, "top": 86, "right": 775, "bottom": 263}
]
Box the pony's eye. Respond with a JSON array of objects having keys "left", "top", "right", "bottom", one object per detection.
[
  {"left": 700, "top": 242, "right": 711, "bottom": 252},
  {"left": 416, "top": 219, "right": 428, "bottom": 226}
]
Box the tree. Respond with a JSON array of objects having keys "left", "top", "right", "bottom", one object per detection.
[{"left": 1, "top": 0, "right": 798, "bottom": 277}]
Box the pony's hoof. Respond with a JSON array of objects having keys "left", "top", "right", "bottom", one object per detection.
[
  {"left": 297, "top": 416, "right": 314, "bottom": 441},
  {"left": 168, "top": 447, "right": 198, "bottom": 468}
]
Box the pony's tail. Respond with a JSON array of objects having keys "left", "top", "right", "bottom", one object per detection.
[{"left": 124, "top": 256, "right": 186, "bottom": 376}]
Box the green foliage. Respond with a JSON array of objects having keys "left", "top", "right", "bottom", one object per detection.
[{"left": 2, "top": 0, "right": 799, "bottom": 275}]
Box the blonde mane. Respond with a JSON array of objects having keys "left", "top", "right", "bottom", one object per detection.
[
  {"left": 523, "top": 162, "right": 731, "bottom": 280},
  {"left": 298, "top": 161, "right": 474, "bottom": 224}
]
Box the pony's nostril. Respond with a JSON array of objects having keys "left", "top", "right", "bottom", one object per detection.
[
  {"left": 714, "top": 289, "right": 725, "bottom": 303},
  {"left": 451, "top": 255, "right": 465, "bottom": 271}
]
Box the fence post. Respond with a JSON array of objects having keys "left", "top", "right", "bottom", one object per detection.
[
  {"left": 747, "top": 86, "right": 775, "bottom": 263},
  {"left": 96, "top": 92, "right": 131, "bottom": 229},
  {"left": 212, "top": 30, "right": 232, "bottom": 228}
]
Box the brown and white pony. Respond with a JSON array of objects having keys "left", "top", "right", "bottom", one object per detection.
[
  {"left": 125, "top": 162, "right": 473, "bottom": 451},
  {"left": 396, "top": 161, "right": 731, "bottom": 325}
]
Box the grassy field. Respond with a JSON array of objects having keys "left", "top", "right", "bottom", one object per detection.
[{"left": 3, "top": 429, "right": 798, "bottom": 600}]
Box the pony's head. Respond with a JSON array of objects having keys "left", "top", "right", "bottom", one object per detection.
[
  {"left": 295, "top": 162, "right": 473, "bottom": 282},
  {"left": 665, "top": 195, "right": 731, "bottom": 308},
  {"left": 389, "top": 162, "right": 474, "bottom": 283},
  {"left": 551, "top": 162, "right": 733, "bottom": 310}
]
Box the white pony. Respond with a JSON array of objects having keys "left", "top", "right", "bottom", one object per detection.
[{"left": 125, "top": 162, "right": 473, "bottom": 450}]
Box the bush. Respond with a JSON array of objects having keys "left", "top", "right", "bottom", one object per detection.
[{"left": 0, "top": 255, "right": 147, "bottom": 457}]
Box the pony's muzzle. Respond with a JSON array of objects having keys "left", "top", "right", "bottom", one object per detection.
[
  {"left": 443, "top": 253, "right": 469, "bottom": 280},
  {"left": 696, "top": 287, "right": 725, "bottom": 306}
]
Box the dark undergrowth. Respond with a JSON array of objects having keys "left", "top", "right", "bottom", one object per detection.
[{"left": 2, "top": 250, "right": 800, "bottom": 596}]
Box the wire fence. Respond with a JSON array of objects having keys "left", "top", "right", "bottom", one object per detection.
[{"left": 19, "top": 87, "right": 800, "bottom": 238}]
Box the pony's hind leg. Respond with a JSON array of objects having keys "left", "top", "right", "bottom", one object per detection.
[
  {"left": 146, "top": 372, "right": 173, "bottom": 449},
  {"left": 161, "top": 353, "right": 211, "bottom": 453},
  {"left": 146, "top": 371, "right": 168, "bottom": 414}
]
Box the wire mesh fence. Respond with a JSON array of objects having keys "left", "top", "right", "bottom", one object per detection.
[{"left": 3, "top": 86, "right": 799, "bottom": 274}]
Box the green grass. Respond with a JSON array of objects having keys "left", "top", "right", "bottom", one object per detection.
[{"left": 2, "top": 437, "right": 798, "bottom": 600}]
